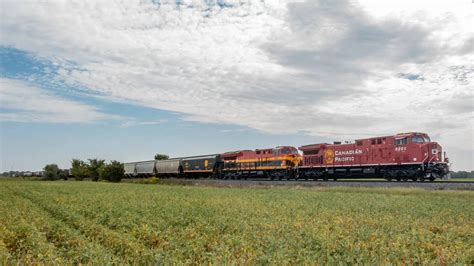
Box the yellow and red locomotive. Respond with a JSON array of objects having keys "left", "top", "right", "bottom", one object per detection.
[
  {"left": 298, "top": 132, "right": 449, "bottom": 181},
  {"left": 218, "top": 146, "right": 301, "bottom": 179}
]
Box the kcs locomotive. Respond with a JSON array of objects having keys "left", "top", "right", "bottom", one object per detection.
[{"left": 124, "top": 132, "right": 450, "bottom": 181}]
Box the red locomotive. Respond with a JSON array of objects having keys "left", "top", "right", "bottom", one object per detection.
[{"left": 298, "top": 132, "right": 449, "bottom": 181}]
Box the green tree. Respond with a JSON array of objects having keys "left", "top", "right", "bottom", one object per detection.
[
  {"left": 154, "top": 153, "right": 170, "bottom": 160},
  {"left": 71, "top": 159, "right": 90, "bottom": 181},
  {"left": 59, "top": 169, "right": 69, "bottom": 180},
  {"left": 43, "top": 164, "right": 60, "bottom": 180},
  {"left": 88, "top": 158, "right": 105, "bottom": 181},
  {"left": 99, "top": 160, "right": 124, "bottom": 182}
]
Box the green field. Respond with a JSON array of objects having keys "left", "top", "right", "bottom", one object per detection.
[
  {"left": 1, "top": 179, "right": 473, "bottom": 264},
  {"left": 449, "top": 178, "right": 474, "bottom": 182}
]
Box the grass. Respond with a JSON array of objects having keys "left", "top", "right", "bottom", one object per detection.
[
  {"left": 449, "top": 178, "right": 474, "bottom": 182},
  {"left": 0, "top": 179, "right": 473, "bottom": 264}
]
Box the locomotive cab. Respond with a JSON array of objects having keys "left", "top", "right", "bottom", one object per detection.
[
  {"left": 396, "top": 132, "right": 450, "bottom": 179},
  {"left": 277, "top": 146, "right": 302, "bottom": 167}
]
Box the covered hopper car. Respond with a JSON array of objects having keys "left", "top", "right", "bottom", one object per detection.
[{"left": 125, "top": 154, "right": 220, "bottom": 178}]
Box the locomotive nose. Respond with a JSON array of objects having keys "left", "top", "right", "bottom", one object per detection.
[{"left": 426, "top": 142, "right": 442, "bottom": 161}]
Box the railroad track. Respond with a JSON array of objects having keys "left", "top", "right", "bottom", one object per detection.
[{"left": 158, "top": 178, "right": 474, "bottom": 190}]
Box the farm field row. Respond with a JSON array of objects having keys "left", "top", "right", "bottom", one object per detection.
[{"left": 0, "top": 179, "right": 473, "bottom": 264}]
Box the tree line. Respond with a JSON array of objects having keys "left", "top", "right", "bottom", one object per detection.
[
  {"left": 2, "top": 153, "right": 171, "bottom": 180},
  {"left": 42, "top": 159, "right": 124, "bottom": 182},
  {"left": 449, "top": 171, "right": 474, "bottom": 179}
]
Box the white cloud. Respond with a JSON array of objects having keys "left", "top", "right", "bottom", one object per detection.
[
  {"left": 120, "top": 119, "right": 167, "bottom": 128},
  {"left": 0, "top": 78, "right": 117, "bottom": 123},
  {"left": 0, "top": 0, "right": 472, "bottom": 169}
]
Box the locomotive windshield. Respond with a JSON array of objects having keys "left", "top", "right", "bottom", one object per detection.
[
  {"left": 412, "top": 135, "right": 431, "bottom": 143},
  {"left": 281, "top": 147, "right": 299, "bottom": 155},
  {"left": 412, "top": 136, "right": 424, "bottom": 143}
]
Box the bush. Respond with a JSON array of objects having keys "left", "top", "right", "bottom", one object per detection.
[
  {"left": 59, "top": 169, "right": 69, "bottom": 180},
  {"left": 132, "top": 177, "right": 160, "bottom": 184},
  {"left": 71, "top": 159, "right": 90, "bottom": 181},
  {"left": 43, "top": 164, "right": 60, "bottom": 180},
  {"left": 88, "top": 158, "right": 105, "bottom": 182},
  {"left": 154, "top": 153, "right": 169, "bottom": 160},
  {"left": 99, "top": 161, "right": 124, "bottom": 182}
]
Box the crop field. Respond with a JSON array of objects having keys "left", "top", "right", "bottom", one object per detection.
[{"left": 1, "top": 179, "right": 473, "bottom": 264}]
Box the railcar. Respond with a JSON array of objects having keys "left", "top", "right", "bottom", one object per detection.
[
  {"left": 135, "top": 160, "right": 156, "bottom": 177},
  {"left": 155, "top": 158, "right": 182, "bottom": 176},
  {"left": 125, "top": 155, "right": 220, "bottom": 178},
  {"left": 182, "top": 154, "right": 220, "bottom": 178},
  {"left": 32, "top": 171, "right": 43, "bottom": 177},
  {"left": 124, "top": 162, "right": 137, "bottom": 177},
  {"left": 217, "top": 146, "right": 301, "bottom": 180},
  {"left": 298, "top": 132, "right": 449, "bottom": 181}
]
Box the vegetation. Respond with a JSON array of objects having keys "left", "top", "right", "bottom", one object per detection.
[
  {"left": 451, "top": 171, "right": 474, "bottom": 179},
  {"left": 42, "top": 164, "right": 60, "bottom": 181},
  {"left": 98, "top": 161, "right": 124, "bottom": 182},
  {"left": 88, "top": 159, "right": 105, "bottom": 182},
  {"left": 69, "top": 159, "right": 123, "bottom": 182},
  {"left": 154, "top": 153, "right": 170, "bottom": 160},
  {"left": 1, "top": 179, "right": 472, "bottom": 264},
  {"left": 58, "top": 169, "right": 69, "bottom": 180},
  {"left": 70, "top": 159, "right": 90, "bottom": 181},
  {"left": 130, "top": 177, "right": 160, "bottom": 184},
  {"left": 449, "top": 178, "right": 474, "bottom": 182}
]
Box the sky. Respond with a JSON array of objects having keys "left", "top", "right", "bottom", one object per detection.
[{"left": 0, "top": 0, "right": 473, "bottom": 172}]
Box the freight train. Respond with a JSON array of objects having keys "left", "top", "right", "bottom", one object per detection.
[{"left": 125, "top": 132, "right": 450, "bottom": 181}]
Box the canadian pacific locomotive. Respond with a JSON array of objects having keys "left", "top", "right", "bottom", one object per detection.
[{"left": 124, "top": 132, "right": 450, "bottom": 181}]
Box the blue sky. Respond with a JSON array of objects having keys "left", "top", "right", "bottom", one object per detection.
[
  {"left": 0, "top": 48, "right": 321, "bottom": 171},
  {"left": 1, "top": 0, "right": 473, "bottom": 171}
]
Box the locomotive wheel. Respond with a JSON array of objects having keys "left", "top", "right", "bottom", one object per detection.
[
  {"left": 323, "top": 176, "right": 329, "bottom": 181},
  {"left": 419, "top": 177, "right": 425, "bottom": 182}
]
